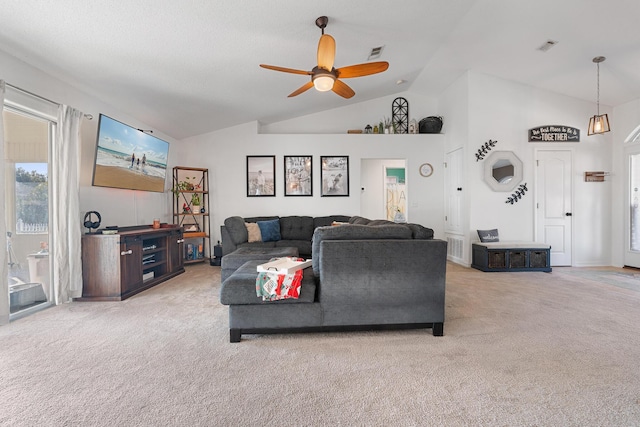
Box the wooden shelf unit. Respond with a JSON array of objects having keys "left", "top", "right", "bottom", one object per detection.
[
  {"left": 78, "top": 225, "right": 185, "bottom": 301},
  {"left": 172, "top": 166, "right": 211, "bottom": 264}
]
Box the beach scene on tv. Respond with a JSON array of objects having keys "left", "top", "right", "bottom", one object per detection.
[{"left": 92, "top": 115, "right": 168, "bottom": 192}]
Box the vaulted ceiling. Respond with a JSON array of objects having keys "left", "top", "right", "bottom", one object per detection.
[{"left": 1, "top": 0, "right": 639, "bottom": 140}]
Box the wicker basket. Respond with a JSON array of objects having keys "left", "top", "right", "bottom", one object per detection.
[{"left": 418, "top": 116, "right": 443, "bottom": 134}]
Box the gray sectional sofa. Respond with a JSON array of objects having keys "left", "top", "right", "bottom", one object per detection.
[
  {"left": 221, "top": 215, "right": 352, "bottom": 258},
  {"left": 219, "top": 219, "right": 447, "bottom": 342},
  {"left": 220, "top": 215, "right": 434, "bottom": 258}
]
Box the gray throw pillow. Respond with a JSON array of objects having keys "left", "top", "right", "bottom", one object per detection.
[
  {"left": 224, "top": 216, "right": 248, "bottom": 244},
  {"left": 477, "top": 229, "right": 499, "bottom": 242}
]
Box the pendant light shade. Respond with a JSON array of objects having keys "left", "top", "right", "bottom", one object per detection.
[
  {"left": 588, "top": 114, "right": 610, "bottom": 135},
  {"left": 587, "top": 56, "right": 610, "bottom": 136}
]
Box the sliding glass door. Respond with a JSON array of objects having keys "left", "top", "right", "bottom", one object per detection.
[
  {"left": 625, "top": 134, "right": 640, "bottom": 268},
  {"left": 4, "top": 108, "right": 53, "bottom": 318}
]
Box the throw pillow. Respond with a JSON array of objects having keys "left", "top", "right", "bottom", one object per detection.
[
  {"left": 477, "top": 229, "right": 499, "bottom": 242},
  {"left": 245, "top": 222, "right": 262, "bottom": 242},
  {"left": 257, "top": 219, "right": 281, "bottom": 242},
  {"left": 224, "top": 216, "right": 248, "bottom": 244}
]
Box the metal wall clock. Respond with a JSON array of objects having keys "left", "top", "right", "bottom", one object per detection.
[
  {"left": 392, "top": 97, "right": 409, "bottom": 134},
  {"left": 419, "top": 163, "right": 433, "bottom": 177}
]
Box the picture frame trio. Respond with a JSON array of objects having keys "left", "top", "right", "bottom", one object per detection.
[{"left": 246, "top": 155, "right": 349, "bottom": 197}]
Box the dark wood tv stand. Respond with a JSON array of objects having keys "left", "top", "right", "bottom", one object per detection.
[{"left": 78, "top": 225, "right": 185, "bottom": 301}]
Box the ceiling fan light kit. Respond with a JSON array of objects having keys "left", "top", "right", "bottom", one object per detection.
[
  {"left": 260, "top": 16, "right": 389, "bottom": 99},
  {"left": 312, "top": 68, "right": 336, "bottom": 92}
]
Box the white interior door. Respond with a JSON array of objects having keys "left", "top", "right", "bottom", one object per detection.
[
  {"left": 445, "top": 148, "right": 463, "bottom": 234},
  {"left": 360, "top": 159, "right": 406, "bottom": 220},
  {"left": 536, "top": 150, "right": 572, "bottom": 266}
]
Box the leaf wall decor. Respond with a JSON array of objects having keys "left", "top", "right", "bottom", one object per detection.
[
  {"left": 505, "top": 183, "right": 528, "bottom": 204},
  {"left": 475, "top": 139, "right": 498, "bottom": 161}
]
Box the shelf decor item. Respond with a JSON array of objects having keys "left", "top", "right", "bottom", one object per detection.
[
  {"left": 392, "top": 97, "right": 409, "bottom": 134},
  {"left": 383, "top": 117, "right": 394, "bottom": 134},
  {"left": 171, "top": 176, "right": 199, "bottom": 195},
  {"left": 409, "top": 118, "right": 418, "bottom": 134},
  {"left": 418, "top": 116, "right": 443, "bottom": 134}
]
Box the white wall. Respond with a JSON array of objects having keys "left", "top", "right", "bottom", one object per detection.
[
  {"left": 1, "top": 49, "right": 177, "bottom": 229},
  {"left": 611, "top": 99, "right": 640, "bottom": 266},
  {"left": 448, "top": 71, "right": 613, "bottom": 266},
  {"left": 439, "top": 72, "right": 471, "bottom": 261},
  {"left": 1, "top": 49, "right": 176, "bottom": 323},
  {"left": 181, "top": 106, "right": 445, "bottom": 245},
  {"left": 1, "top": 46, "right": 624, "bottom": 269},
  {"left": 259, "top": 91, "right": 437, "bottom": 134}
]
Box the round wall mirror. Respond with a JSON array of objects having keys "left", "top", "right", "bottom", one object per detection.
[{"left": 483, "top": 151, "right": 523, "bottom": 192}]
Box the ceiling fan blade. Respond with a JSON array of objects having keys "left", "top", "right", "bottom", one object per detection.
[
  {"left": 317, "top": 34, "right": 336, "bottom": 71},
  {"left": 336, "top": 61, "right": 389, "bottom": 78},
  {"left": 288, "top": 81, "right": 314, "bottom": 97},
  {"left": 332, "top": 79, "right": 355, "bottom": 99},
  {"left": 260, "top": 64, "right": 312, "bottom": 76}
]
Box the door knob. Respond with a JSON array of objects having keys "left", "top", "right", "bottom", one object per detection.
[{"left": 565, "top": 212, "right": 572, "bottom": 216}]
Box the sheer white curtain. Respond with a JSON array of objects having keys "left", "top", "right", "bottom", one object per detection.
[
  {"left": 0, "top": 80, "right": 8, "bottom": 324},
  {"left": 52, "top": 105, "right": 83, "bottom": 303}
]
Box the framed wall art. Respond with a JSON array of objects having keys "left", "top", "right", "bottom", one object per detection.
[
  {"left": 246, "top": 155, "right": 275, "bottom": 197},
  {"left": 284, "top": 155, "right": 313, "bottom": 196},
  {"left": 321, "top": 156, "right": 349, "bottom": 197}
]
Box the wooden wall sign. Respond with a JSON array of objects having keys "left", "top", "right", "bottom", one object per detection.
[{"left": 528, "top": 125, "right": 580, "bottom": 142}]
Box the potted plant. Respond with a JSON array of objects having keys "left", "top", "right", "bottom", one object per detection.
[
  {"left": 191, "top": 192, "right": 201, "bottom": 207},
  {"left": 171, "top": 176, "right": 199, "bottom": 196},
  {"left": 383, "top": 117, "right": 394, "bottom": 134}
]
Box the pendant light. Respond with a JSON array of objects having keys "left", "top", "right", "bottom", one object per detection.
[{"left": 588, "top": 56, "right": 610, "bottom": 136}]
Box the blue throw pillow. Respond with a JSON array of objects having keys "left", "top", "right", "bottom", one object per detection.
[{"left": 257, "top": 219, "right": 281, "bottom": 242}]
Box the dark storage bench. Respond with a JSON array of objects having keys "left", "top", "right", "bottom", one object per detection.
[{"left": 471, "top": 242, "right": 552, "bottom": 272}]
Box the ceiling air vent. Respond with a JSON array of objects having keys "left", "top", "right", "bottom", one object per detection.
[
  {"left": 537, "top": 40, "right": 559, "bottom": 52},
  {"left": 368, "top": 45, "right": 385, "bottom": 61}
]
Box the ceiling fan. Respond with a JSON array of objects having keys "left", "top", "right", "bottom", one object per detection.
[{"left": 260, "top": 16, "right": 389, "bottom": 99}]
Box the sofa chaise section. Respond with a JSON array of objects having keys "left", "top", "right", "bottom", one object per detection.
[{"left": 219, "top": 223, "right": 447, "bottom": 342}]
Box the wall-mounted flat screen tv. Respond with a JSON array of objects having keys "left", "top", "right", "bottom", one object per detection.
[{"left": 92, "top": 114, "right": 169, "bottom": 192}]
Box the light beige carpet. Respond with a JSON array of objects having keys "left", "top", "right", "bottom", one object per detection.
[{"left": 1, "top": 262, "right": 639, "bottom": 426}]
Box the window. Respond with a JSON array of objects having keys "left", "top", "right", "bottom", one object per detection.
[
  {"left": 15, "top": 163, "right": 48, "bottom": 234},
  {"left": 625, "top": 124, "right": 640, "bottom": 144}
]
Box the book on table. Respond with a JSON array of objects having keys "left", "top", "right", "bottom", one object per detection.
[{"left": 257, "top": 258, "right": 312, "bottom": 275}]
